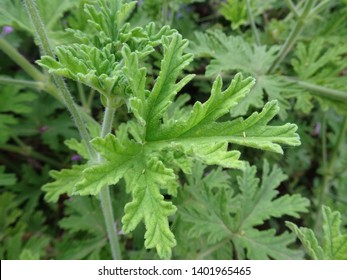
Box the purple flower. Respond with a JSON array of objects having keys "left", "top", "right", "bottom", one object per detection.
[
  {"left": 38, "top": 125, "right": 49, "bottom": 133},
  {"left": 71, "top": 154, "right": 82, "bottom": 161},
  {"left": 2, "top": 26, "right": 14, "bottom": 35}
]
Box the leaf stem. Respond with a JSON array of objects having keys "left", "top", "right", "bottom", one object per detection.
[
  {"left": 0, "top": 37, "right": 45, "bottom": 81},
  {"left": 0, "top": 143, "right": 61, "bottom": 168},
  {"left": 285, "top": 77, "right": 347, "bottom": 103},
  {"left": 267, "top": 0, "right": 316, "bottom": 74},
  {"left": 245, "top": 0, "right": 260, "bottom": 45}
]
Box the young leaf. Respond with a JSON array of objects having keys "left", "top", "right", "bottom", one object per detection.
[
  {"left": 122, "top": 157, "right": 178, "bottom": 260},
  {"left": 43, "top": 33, "right": 301, "bottom": 259},
  {"left": 287, "top": 206, "right": 347, "bottom": 260},
  {"left": 42, "top": 165, "right": 87, "bottom": 203}
]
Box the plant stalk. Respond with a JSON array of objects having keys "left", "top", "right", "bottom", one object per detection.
[
  {"left": 285, "top": 77, "right": 347, "bottom": 103},
  {"left": 245, "top": 0, "right": 260, "bottom": 45},
  {"left": 267, "top": 0, "right": 316, "bottom": 74},
  {"left": 23, "top": 0, "right": 121, "bottom": 260},
  {"left": 0, "top": 37, "right": 45, "bottom": 81},
  {"left": 23, "top": 0, "right": 96, "bottom": 159},
  {"left": 98, "top": 102, "right": 122, "bottom": 260}
]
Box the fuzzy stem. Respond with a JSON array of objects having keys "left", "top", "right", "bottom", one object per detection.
[
  {"left": 23, "top": 0, "right": 96, "bottom": 159},
  {"left": 98, "top": 102, "right": 121, "bottom": 260},
  {"left": 0, "top": 37, "right": 45, "bottom": 81},
  {"left": 267, "top": 0, "right": 316, "bottom": 74},
  {"left": 245, "top": 0, "right": 260, "bottom": 45},
  {"left": 23, "top": 0, "right": 121, "bottom": 259}
]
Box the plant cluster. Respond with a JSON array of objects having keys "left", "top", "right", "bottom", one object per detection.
[{"left": 0, "top": 0, "right": 346, "bottom": 260}]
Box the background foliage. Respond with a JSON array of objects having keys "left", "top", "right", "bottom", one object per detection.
[{"left": 0, "top": 0, "right": 346, "bottom": 260}]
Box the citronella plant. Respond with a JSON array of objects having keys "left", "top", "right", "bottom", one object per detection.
[{"left": 24, "top": 0, "right": 303, "bottom": 259}]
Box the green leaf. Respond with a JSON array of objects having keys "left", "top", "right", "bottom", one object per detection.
[
  {"left": 287, "top": 206, "right": 347, "bottom": 260},
  {"left": 220, "top": 0, "right": 276, "bottom": 30},
  {"left": 44, "top": 32, "right": 301, "bottom": 259},
  {"left": 0, "top": 86, "right": 36, "bottom": 144},
  {"left": 56, "top": 196, "right": 108, "bottom": 260},
  {"left": 75, "top": 131, "right": 142, "bottom": 196},
  {"left": 0, "top": 166, "right": 16, "bottom": 187},
  {"left": 234, "top": 161, "right": 309, "bottom": 229},
  {"left": 291, "top": 39, "right": 347, "bottom": 114},
  {"left": 59, "top": 197, "right": 106, "bottom": 236},
  {"left": 233, "top": 229, "right": 302, "bottom": 259},
  {"left": 42, "top": 165, "right": 87, "bottom": 203},
  {"left": 38, "top": 44, "right": 123, "bottom": 97},
  {"left": 286, "top": 222, "right": 324, "bottom": 260},
  {"left": 122, "top": 157, "right": 178, "bottom": 259},
  {"left": 41, "top": 113, "right": 78, "bottom": 150},
  {"left": 179, "top": 161, "right": 309, "bottom": 259},
  {"left": 188, "top": 30, "right": 293, "bottom": 118}
]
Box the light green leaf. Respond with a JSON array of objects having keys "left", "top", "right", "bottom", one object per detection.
[
  {"left": 286, "top": 222, "right": 325, "bottom": 260},
  {"left": 287, "top": 206, "right": 347, "bottom": 260},
  {"left": 122, "top": 157, "right": 178, "bottom": 259},
  {"left": 42, "top": 165, "right": 87, "bottom": 203},
  {"left": 75, "top": 132, "right": 142, "bottom": 195}
]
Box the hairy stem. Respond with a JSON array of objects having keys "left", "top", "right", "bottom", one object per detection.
[
  {"left": 98, "top": 102, "right": 122, "bottom": 260},
  {"left": 0, "top": 37, "right": 45, "bottom": 81},
  {"left": 23, "top": 0, "right": 96, "bottom": 159},
  {"left": 23, "top": 0, "right": 121, "bottom": 260},
  {"left": 245, "top": 0, "right": 260, "bottom": 45},
  {"left": 267, "top": 0, "right": 316, "bottom": 74}
]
